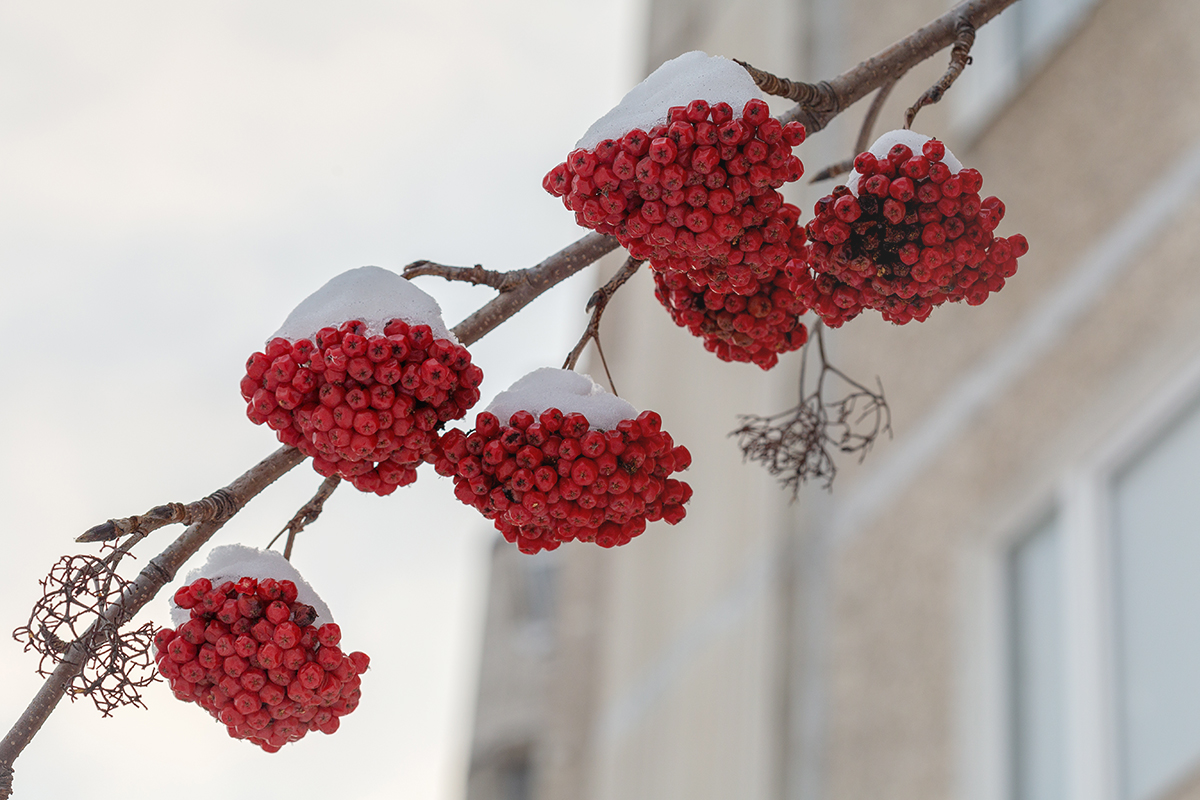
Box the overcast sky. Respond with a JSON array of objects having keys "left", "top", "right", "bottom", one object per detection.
[{"left": 0, "top": 2, "right": 642, "bottom": 797}]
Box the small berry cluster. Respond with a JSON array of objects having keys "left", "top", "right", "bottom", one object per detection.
[
  {"left": 653, "top": 265, "right": 809, "bottom": 369},
  {"left": 544, "top": 99, "right": 807, "bottom": 282},
  {"left": 241, "top": 319, "right": 484, "bottom": 495},
  {"left": 155, "top": 576, "right": 369, "bottom": 753},
  {"left": 438, "top": 409, "right": 692, "bottom": 554},
  {"left": 795, "top": 139, "right": 1029, "bottom": 326}
]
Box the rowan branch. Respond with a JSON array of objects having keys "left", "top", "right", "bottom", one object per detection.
[
  {"left": 562, "top": 257, "right": 643, "bottom": 393},
  {"left": 0, "top": 1, "right": 1027, "bottom": 792},
  {"left": 906, "top": 15, "right": 976, "bottom": 128}
]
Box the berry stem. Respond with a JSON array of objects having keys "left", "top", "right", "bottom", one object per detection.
[
  {"left": 810, "top": 78, "right": 897, "bottom": 184},
  {"left": 265, "top": 474, "right": 342, "bottom": 561},
  {"left": 0, "top": 445, "right": 305, "bottom": 796},
  {"left": 904, "top": 15, "right": 976, "bottom": 129},
  {"left": 562, "top": 257, "right": 644, "bottom": 394}
]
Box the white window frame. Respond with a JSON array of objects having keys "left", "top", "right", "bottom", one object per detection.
[{"left": 959, "top": 351, "right": 1200, "bottom": 800}]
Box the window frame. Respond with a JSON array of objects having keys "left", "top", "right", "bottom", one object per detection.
[{"left": 960, "top": 352, "right": 1200, "bottom": 800}]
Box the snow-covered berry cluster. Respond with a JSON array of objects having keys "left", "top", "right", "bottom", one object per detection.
[
  {"left": 544, "top": 98, "right": 807, "bottom": 285},
  {"left": 156, "top": 575, "right": 368, "bottom": 753},
  {"left": 653, "top": 264, "right": 809, "bottom": 369},
  {"left": 242, "top": 319, "right": 482, "bottom": 495},
  {"left": 544, "top": 52, "right": 816, "bottom": 368},
  {"left": 795, "top": 130, "right": 1029, "bottom": 326},
  {"left": 240, "top": 267, "right": 483, "bottom": 495},
  {"left": 437, "top": 369, "right": 692, "bottom": 555}
]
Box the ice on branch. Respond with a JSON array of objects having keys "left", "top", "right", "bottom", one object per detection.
[
  {"left": 169, "top": 544, "right": 333, "bottom": 627},
  {"left": 486, "top": 368, "right": 636, "bottom": 431},
  {"left": 575, "top": 50, "right": 763, "bottom": 150},
  {"left": 270, "top": 266, "right": 455, "bottom": 344},
  {"left": 846, "top": 130, "right": 963, "bottom": 196}
]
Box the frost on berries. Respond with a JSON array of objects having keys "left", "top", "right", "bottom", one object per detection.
[
  {"left": 797, "top": 130, "right": 1029, "bottom": 326},
  {"left": 544, "top": 51, "right": 812, "bottom": 368},
  {"left": 156, "top": 546, "right": 369, "bottom": 752},
  {"left": 435, "top": 369, "right": 693, "bottom": 554},
  {"left": 240, "top": 267, "right": 484, "bottom": 495}
]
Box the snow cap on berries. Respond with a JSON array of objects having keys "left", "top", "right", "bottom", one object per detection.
[
  {"left": 575, "top": 50, "right": 762, "bottom": 151},
  {"left": 170, "top": 544, "right": 333, "bottom": 627},
  {"left": 486, "top": 368, "right": 636, "bottom": 431},
  {"left": 270, "top": 266, "right": 456, "bottom": 343},
  {"left": 846, "top": 130, "right": 964, "bottom": 196}
]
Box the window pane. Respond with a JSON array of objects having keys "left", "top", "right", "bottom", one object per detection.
[
  {"left": 1009, "top": 515, "right": 1067, "bottom": 800},
  {"left": 1112, "top": 398, "right": 1200, "bottom": 800}
]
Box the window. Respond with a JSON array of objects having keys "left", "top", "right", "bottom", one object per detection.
[
  {"left": 970, "top": 361, "right": 1200, "bottom": 800},
  {"left": 1110, "top": 397, "right": 1200, "bottom": 800}
]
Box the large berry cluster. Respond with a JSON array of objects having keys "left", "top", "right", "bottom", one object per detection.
[
  {"left": 241, "top": 318, "right": 483, "bottom": 495},
  {"left": 544, "top": 99, "right": 807, "bottom": 282},
  {"left": 653, "top": 264, "right": 809, "bottom": 370},
  {"left": 438, "top": 408, "right": 692, "bottom": 555},
  {"left": 155, "top": 576, "right": 369, "bottom": 753},
  {"left": 796, "top": 135, "right": 1029, "bottom": 326}
]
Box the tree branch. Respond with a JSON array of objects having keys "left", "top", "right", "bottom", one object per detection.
[{"left": 780, "top": 0, "right": 1018, "bottom": 134}]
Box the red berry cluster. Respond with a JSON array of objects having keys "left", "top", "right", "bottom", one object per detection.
[
  {"left": 795, "top": 139, "right": 1029, "bottom": 326},
  {"left": 544, "top": 99, "right": 807, "bottom": 282},
  {"left": 155, "top": 576, "right": 369, "bottom": 753},
  {"left": 437, "top": 408, "right": 692, "bottom": 555},
  {"left": 241, "top": 318, "right": 484, "bottom": 495},
  {"left": 653, "top": 265, "right": 809, "bottom": 370}
]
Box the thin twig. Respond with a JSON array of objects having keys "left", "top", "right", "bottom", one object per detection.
[
  {"left": 452, "top": 232, "right": 621, "bottom": 347},
  {"left": 77, "top": 489, "right": 238, "bottom": 544},
  {"left": 402, "top": 260, "right": 509, "bottom": 291},
  {"left": 810, "top": 78, "right": 897, "bottom": 183},
  {"left": 562, "top": 258, "right": 643, "bottom": 394},
  {"left": 905, "top": 16, "right": 976, "bottom": 128},
  {"left": 735, "top": 60, "right": 840, "bottom": 114},
  {"left": 264, "top": 475, "right": 342, "bottom": 560}
]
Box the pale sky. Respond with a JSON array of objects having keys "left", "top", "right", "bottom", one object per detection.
[{"left": 0, "top": 2, "right": 643, "bottom": 797}]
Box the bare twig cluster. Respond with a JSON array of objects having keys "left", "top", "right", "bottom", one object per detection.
[
  {"left": 12, "top": 554, "right": 158, "bottom": 716},
  {"left": 731, "top": 325, "right": 891, "bottom": 495}
]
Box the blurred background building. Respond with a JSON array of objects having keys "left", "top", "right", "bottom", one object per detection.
[{"left": 464, "top": 0, "right": 1200, "bottom": 799}]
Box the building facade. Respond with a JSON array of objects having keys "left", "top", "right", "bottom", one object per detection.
[{"left": 466, "top": 1, "right": 1200, "bottom": 799}]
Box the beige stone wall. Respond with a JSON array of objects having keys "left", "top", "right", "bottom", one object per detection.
[{"left": 465, "top": 0, "right": 1200, "bottom": 798}]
